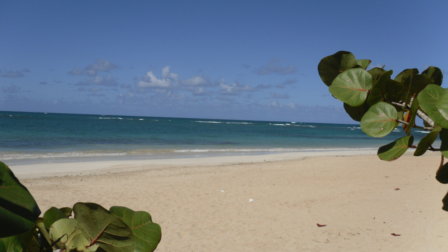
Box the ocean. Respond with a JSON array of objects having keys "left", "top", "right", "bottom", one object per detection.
[{"left": 0, "top": 111, "right": 426, "bottom": 165}]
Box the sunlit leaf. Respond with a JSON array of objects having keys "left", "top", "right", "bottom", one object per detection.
[
  {"left": 361, "top": 102, "right": 398, "bottom": 137},
  {"left": 318, "top": 51, "right": 358, "bottom": 86},
  {"left": 73, "top": 203, "right": 133, "bottom": 251},
  {"left": 357, "top": 59, "right": 371, "bottom": 69},
  {"left": 110, "top": 206, "right": 162, "bottom": 252},
  {"left": 43, "top": 207, "right": 67, "bottom": 229},
  {"left": 329, "top": 68, "right": 372, "bottom": 106},
  {"left": 417, "top": 84, "right": 448, "bottom": 128}
]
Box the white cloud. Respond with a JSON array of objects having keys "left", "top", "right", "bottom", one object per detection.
[
  {"left": 219, "top": 81, "right": 252, "bottom": 94},
  {"left": 255, "top": 59, "right": 297, "bottom": 75},
  {"left": 70, "top": 60, "right": 117, "bottom": 76},
  {"left": 76, "top": 76, "right": 118, "bottom": 86},
  {"left": 185, "top": 76, "right": 207, "bottom": 86},
  {"left": 138, "top": 66, "right": 178, "bottom": 88},
  {"left": 0, "top": 68, "right": 30, "bottom": 78}
]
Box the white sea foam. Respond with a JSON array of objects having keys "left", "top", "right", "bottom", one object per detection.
[
  {"left": 195, "top": 120, "right": 222, "bottom": 124},
  {"left": 1, "top": 147, "right": 377, "bottom": 162},
  {"left": 225, "top": 121, "right": 253, "bottom": 125},
  {"left": 98, "top": 116, "right": 124, "bottom": 120},
  {"left": 0, "top": 151, "right": 128, "bottom": 161},
  {"left": 294, "top": 124, "right": 316, "bottom": 128}
]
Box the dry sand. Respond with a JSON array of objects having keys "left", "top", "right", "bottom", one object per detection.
[{"left": 12, "top": 152, "right": 448, "bottom": 251}]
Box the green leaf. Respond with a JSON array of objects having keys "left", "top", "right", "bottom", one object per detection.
[
  {"left": 378, "top": 136, "right": 413, "bottom": 161},
  {"left": 343, "top": 103, "right": 370, "bottom": 122},
  {"left": 356, "top": 59, "right": 371, "bottom": 69},
  {"left": 395, "top": 68, "right": 419, "bottom": 84},
  {"left": 436, "top": 162, "right": 448, "bottom": 184},
  {"left": 318, "top": 51, "right": 358, "bottom": 86},
  {"left": 49, "top": 218, "right": 96, "bottom": 251},
  {"left": 110, "top": 206, "right": 162, "bottom": 252},
  {"left": 440, "top": 129, "right": 448, "bottom": 158},
  {"left": 43, "top": 207, "right": 67, "bottom": 230},
  {"left": 0, "top": 162, "right": 40, "bottom": 237},
  {"left": 422, "top": 66, "right": 443, "bottom": 86},
  {"left": 395, "top": 68, "right": 419, "bottom": 101},
  {"left": 360, "top": 102, "right": 398, "bottom": 137},
  {"left": 417, "top": 84, "right": 448, "bottom": 128},
  {"left": 368, "top": 67, "right": 391, "bottom": 84},
  {"left": 59, "top": 207, "right": 72, "bottom": 218},
  {"left": 414, "top": 126, "right": 441, "bottom": 156},
  {"left": 442, "top": 191, "right": 448, "bottom": 211},
  {"left": 0, "top": 230, "right": 36, "bottom": 252},
  {"left": 329, "top": 68, "right": 372, "bottom": 106},
  {"left": 73, "top": 203, "right": 133, "bottom": 250},
  {"left": 405, "top": 98, "right": 420, "bottom": 133},
  {"left": 367, "top": 75, "right": 403, "bottom": 105}
]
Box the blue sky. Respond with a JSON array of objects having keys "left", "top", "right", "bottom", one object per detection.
[{"left": 1, "top": 0, "right": 447, "bottom": 123}]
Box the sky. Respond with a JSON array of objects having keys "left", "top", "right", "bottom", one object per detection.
[{"left": 1, "top": 0, "right": 447, "bottom": 123}]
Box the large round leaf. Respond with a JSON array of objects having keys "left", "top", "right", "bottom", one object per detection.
[
  {"left": 318, "top": 51, "right": 358, "bottom": 86},
  {"left": 43, "top": 207, "right": 67, "bottom": 229},
  {"left": 377, "top": 136, "right": 413, "bottom": 161},
  {"left": 436, "top": 162, "right": 448, "bottom": 184},
  {"left": 361, "top": 102, "right": 398, "bottom": 137},
  {"left": 443, "top": 192, "right": 448, "bottom": 211},
  {"left": 0, "top": 230, "right": 37, "bottom": 252},
  {"left": 417, "top": 84, "right": 448, "bottom": 128},
  {"left": 49, "top": 218, "right": 95, "bottom": 251},
  {"left": 0, "top": 162, "right": 40, "bottom": 237},
  {"left": 422, "top": 66, "right": 443, "bottom": 86},
  {"left": 440, "top": 129, "right": 448, "bottom": 158},
  {"left": 343, "top": 103, "right": 369, "bottom": 122},
  {"left": 110, "top": 206, "right": 162, "bottom": 252},
  {"left": 73, "top": 202, "right": 133, "bottom": 251},
  {"left": 329, "top": 68, "right": 372, "bottom": 106},
  {"left": 356, "top": 59, "right": 371, "bottom": 69},
  {"left": 414, "top": 126, "right": 441, "bottom": 156}
]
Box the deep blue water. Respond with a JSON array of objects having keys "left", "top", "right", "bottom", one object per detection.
[{"left": 0, "top": 111, "right": 425, "bottom": 164}]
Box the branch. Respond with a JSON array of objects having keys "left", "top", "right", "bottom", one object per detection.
[
  {"left": 417, "top": 109, "right": 435, "bottom": 127},
  {"left": 391, "top": 101, "right": 407, "bottom": 109}
]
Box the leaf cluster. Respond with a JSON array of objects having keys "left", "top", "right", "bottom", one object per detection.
[
  {"left": 318, "top": 51, "right": 448, "bottom": 210},
  {"left": 0, "top": 161, "right": 161, "bottom": 251}
]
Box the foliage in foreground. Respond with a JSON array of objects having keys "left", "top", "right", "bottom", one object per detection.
[
  {"left": 318, "top": 51, "right": 448, "bottom": 210},
  {"left": 0, "top": 161, "right": 161, "bottom": 251}
]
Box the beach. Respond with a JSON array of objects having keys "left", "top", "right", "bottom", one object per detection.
[{"left": 14, "top": 152, "right": 448, "bottom": 252}]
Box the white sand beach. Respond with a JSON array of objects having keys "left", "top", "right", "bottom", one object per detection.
[{"left": 13, "top": 152, "right": 448, "bottom": 252}]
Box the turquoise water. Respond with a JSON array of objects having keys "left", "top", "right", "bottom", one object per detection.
[{"left": 0, "top": 111, "right": 425, "bottom": 164}]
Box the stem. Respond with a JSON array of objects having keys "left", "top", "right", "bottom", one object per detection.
[
  {"left": 440, "top": 154, "right": 444, "bottom": 168},
  {"left": 429, "top": 146, "right": 441, "bottom": 151},
  {"left": 397, "top": 119, "right": 409, "bottom": 125},
  {"left": 417, "top": 109, "right": 435, "bottom": 127},
  {"left": 36, "top": 218, "right": 52, "bottom": 247},
  {"left": 391, "top": 101, "right": 407, "bottom": 108},
  {"left": 412, "top": 124, "right": 433, "bottom": 131}
]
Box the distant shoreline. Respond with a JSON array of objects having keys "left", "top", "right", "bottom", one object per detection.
[{"left": 10, "top": 148, "right": 380, "bottom": 179}]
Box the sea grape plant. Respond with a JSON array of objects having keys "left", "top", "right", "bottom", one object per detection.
[
  {"left": 318, "top": 51, "right": 448, "bottom": 210},
  {"left": 0, "top": 161, "right": 161, "bottom": 251}
]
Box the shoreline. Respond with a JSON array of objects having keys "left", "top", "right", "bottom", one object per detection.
[{"left": 10, "top": 148, "right": 378, "bottom": 179}]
